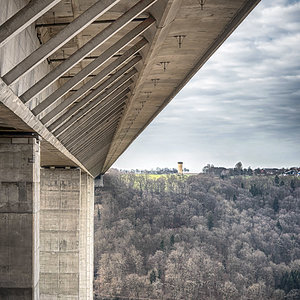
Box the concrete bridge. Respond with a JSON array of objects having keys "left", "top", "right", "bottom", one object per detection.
[{"left": 0, "top": 0, "right": 260, "bottom": 298}]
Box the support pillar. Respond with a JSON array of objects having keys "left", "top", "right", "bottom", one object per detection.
[
  {"left": 40, "top": 168, "right": 81, "bottom": 299},
  {"left": 80, "top": 173, "right": 94, "bottom": 299},
  {"left": 40, "top": 168, "right": 94, "bottom": 299},
  {"left": 0, "top": 136, "right": 40, "bottom": 299}
]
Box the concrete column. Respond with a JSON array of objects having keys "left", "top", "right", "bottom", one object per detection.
[
  {"left": 40, "top": 168, "right": 94, "bottom": 299},
  {"left": 40, "top": 168, "right": 81, "bottom": 299},
  {"left": 87, "top": 175, "right": 94, "bottom": 300},
  {"left": 0, "top": 136, "right": 40, "bottom": 300},
  {"left": 80, "top": 173, "right": 94, "bottom": 299}
]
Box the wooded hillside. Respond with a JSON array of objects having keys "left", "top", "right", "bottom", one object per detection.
[{"left": 94, "top": 172, "right": 300, "bottom": 299}]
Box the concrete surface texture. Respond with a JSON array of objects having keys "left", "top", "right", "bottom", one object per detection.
[
  {"left": 80, "top": 173, "right": 94, "bottom": 300},
  {"left": 40, "top": 168, "right": 94, "bottom": 299},
  {"left": 0, "top": 0, "right": 261, "bottom": 177},
  {"left": 0, "top": 145, "right": 94, "bottom": 299},
  {"left": 0, "top": 137, "right": 40, "bottom": 299}
]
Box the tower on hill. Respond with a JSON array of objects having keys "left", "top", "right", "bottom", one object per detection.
[{"left": 178, "top": 162, "right": 183, "bottom": 174}]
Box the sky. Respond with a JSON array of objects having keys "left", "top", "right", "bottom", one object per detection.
[{"left": 113, "top": 0, "right": 300, "bottom": 173}]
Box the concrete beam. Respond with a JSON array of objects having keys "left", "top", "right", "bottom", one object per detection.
[
  {"left": 86, "top": 144, "right": 112, "bottom": 165},
  {"left": 83, "top": 141, "right": 113, "bottom": 173},
  {"left": 76, "top": 123, "right": 122, "bottom": 165},
  {"left": 31, "top": 18, "right": 154, "bottom": 112},
  {"left": 63, "top": 99, "right": 126, "bottom": 149},
  {"left": 18, "top": 0, "right": 158, "bottom": 102},
  {"left": 35, "top": 18, "right": 147, "bottom": 28},
  {"left": 76, "top": 122, "right": 120, "bottom": 160},
  {"left": 60, "top": 89, "right": 129, "bottom": 145},
  {"left": 3, "top": 0, "right": 121, "bottom": 85},
  {"left": 41, "top": 57, "right": 140, "bottom": 125},
  {"left": 79, "top": 130, "right": 118, "bottom": 165},
  {"left": 66, "top": 107, "right": 124, "bottom": 153},
  {"left": 82, "top": 142, "right": 113, "bottom": 168},
  {"left": 87, "top": 143, "right": 112, "bottom": 175},
  {"left": 76, "top": 119, "right": 120, "bottom": 159},
  {"left": 71, "top": 101, "right": 125, "bottom": 154},
  {"left": 56, "top": 85, "right": 130, "bottom": 145},
  {"left": 54, "top": 74, "right": 134, "bottom": 137},
  {"left": 0, "top": 0, "right": 62, "bottom": 48},
  {"left": 47, "top": 39, "right": 147, "bottom": 131},
  {"left": 59, "top": 104, "right": 126, "bottom": 160},
  {"left": 67, "top": 123, "right": 121, "bottom": 159},
  {"left": 55, "top": 102, "right": 123, "bottom": 151}
]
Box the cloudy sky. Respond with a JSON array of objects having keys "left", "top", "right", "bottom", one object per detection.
[{"left": 113, "top": 0, "right": 300, "bottom": 173}]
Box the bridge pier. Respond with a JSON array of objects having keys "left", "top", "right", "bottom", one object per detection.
[
  {"left": 40, "top": 168, "right": 94, "bottom": 299},
  {"left": 40, "top": 168, "right": 81, "bottom": 299},
  {"left": 0, "top": 136, "right": 40, "bottom": 299},
  {"left": 0, "top": 136, "right": 94, "bottom": 299},
  {"left": 80, "top": 173, "right": 94, "bottom": 300}
]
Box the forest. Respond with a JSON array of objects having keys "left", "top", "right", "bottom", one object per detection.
[{"left": 94, "top": 171, "right": 300, "bottom": 299}]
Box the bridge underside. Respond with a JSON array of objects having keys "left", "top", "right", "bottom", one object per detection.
[{"left": 0, "top": 0, "right": 260, "bottom": 177}]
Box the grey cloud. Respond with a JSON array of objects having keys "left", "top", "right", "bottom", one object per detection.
[{"left": 113, "top": 0, "right": 300, "bottom": 172}]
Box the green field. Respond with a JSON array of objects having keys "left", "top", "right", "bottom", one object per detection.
[{"left": 134, "top": 173, "right": 196, "bottom": 179}]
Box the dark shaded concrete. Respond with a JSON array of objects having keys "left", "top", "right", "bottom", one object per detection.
[{"left": 0, "top": 137, "right": 40, "bottom": 299}]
